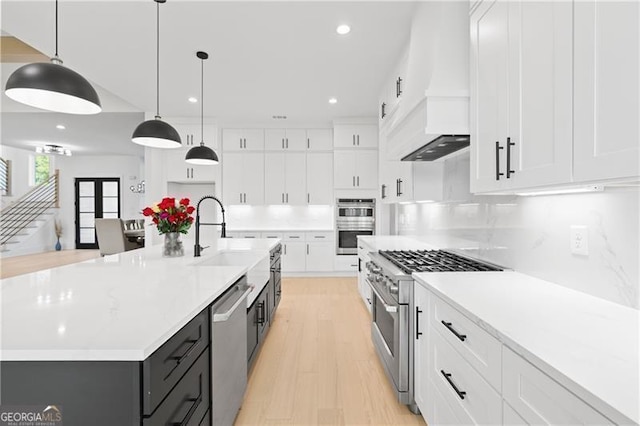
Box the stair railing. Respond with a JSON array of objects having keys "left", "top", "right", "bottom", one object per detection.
[{"left": 0, "top": 169, "right": 60, "bottom": 246}]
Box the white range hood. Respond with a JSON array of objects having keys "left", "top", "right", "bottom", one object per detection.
[{"left": 386, "top": 1, "right": 470, "bottom": 161}]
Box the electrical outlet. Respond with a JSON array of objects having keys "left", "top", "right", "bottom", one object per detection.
[{"left": 570, "top": 225, "right": 589, "bottom": 256}]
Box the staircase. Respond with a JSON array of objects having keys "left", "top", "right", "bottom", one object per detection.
[{"left": 1, "top": 170, "right": 59, "bottom": 254}]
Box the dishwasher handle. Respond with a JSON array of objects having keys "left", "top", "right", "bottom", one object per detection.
[{"left": 212, "top": 285, "right": 252, "bottom": 322}]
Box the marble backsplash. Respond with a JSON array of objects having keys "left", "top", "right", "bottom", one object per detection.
[{"left": 396, "top": 187, "right": 640, "bottom": 309}]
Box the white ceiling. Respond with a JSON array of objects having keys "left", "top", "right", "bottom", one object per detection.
[{"left": 1, "top": 1, "right": 417, "bottom": 125}]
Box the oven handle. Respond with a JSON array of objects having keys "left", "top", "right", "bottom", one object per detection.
[{"left": 366, "top": 279, "right": 398, "bottom": 313}]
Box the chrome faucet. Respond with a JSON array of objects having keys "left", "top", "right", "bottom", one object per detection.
[{"left": 194, "top": 195, "right": 227, "bottom": 257}]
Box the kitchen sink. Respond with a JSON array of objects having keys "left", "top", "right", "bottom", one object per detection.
[{"left": 193, "top": 249, "right": 265, "bottom": 267}]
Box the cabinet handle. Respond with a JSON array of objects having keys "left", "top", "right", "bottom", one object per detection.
[
  {"left": 416, "top": 307, "right": 423, "bottom": 340},
  {"left": 240, "top": 193, "right": 243, "bottom": 203},
  {"left": 282, "top": 193, "right": 284, "bottom": 203},
  {"left": 257, "top": 302, "right": 265, "bottom": 324},
  {"left": 440, "top": 370, "right": 466, "bottom": 400},
  {"left": 286, "top": 193, "right": 289, "bottom": 203},
  {"left": 396, "top": 178, "right": 400, "bottom": 196},
  {"left": 314, "top": 236, "right": 325, "bottom": 239},
  {"left": 244, "top": 138, "right": 247, "bottom": 149},
  {"left": 307, "top": 244, "right": 309, "bottom": 255},
  {"left": 506, "top": 137, "right": 515, "bottom": 178},
  {"left": 289, "top": 236, "right": 300, "bottom": 239},
  {"left": 381, "top": 184, "right": 386, "bottom": 199},
  {"left": 240, "top": 138, "right": 243, "bottom": 149},
  {"left": 396, "top": 77, "right": 403, "bottom": 97},
  {"left": 187, "top": 168, "right": 190, "bottom": 179},
  {"left": 398, "top": 179, "right": 403, "bottom": 195},
  {"left": 166, "top": 338, "right": 200, "bottom": 364},
  {"left": 381, "top": 102, "right": 386, "bottom": 119},
  {"left": 282, "top": 138, "right": 284, "bottom": 149},
  {"left": 244, "top": 193, "right": 247, "bottom": 203},
  {"left": 286, "top": 138, "right": 289, "bottom": 149},
  {"left": 495, "top": 141, "right": 504, "bottom": 181},
  {"left": 441, "top": 320, "right": 467, "bottom": 342},
  {"left": 357, "top": 135, "right": 360, "bottom": 146},
  {"left": 353, "top": 176, "right": 356, "bottom": 187},
  {"left": 307, "top": 138, "right": 310, "bottom": 149},
  {"left": 357, "top": 176, "right": 360, "bottom": 186},
  {"left": 307, "top": 193, "right": 310, "bottom": 204},
  {"left": 353, "top": 135, "right": 356, "bottom": 146},
  {"left": 171, "top": 394, "right": 202, "bottom": 426},
  {"left": 284, "top": 244, "right": 287, "bottom": 255}
]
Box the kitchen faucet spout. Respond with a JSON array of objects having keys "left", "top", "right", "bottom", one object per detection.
[{"left": 194, "top": 195, "right": 227, "bottom": 257}]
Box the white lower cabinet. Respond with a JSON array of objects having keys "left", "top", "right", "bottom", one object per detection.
[
  {"left": 334, "top": 255, "right": 358, "bottom": 272},
  {"left": 429, "top": 326, "right": 502, "bottom": 425},
  {"left": 357, "top": 242, "right": 373, "bottom": 313},
  {"left": 282, "top": 238, "right": 306, "bottom": 273},
  {"left": 502, "top": 347, "right": 611, "bottom": 425},
  {"left": 416, "top": 281, "right": 613, "bottom": 426},
  {"left": 306, "top": 241, "right": 333, "bottom": 272}
]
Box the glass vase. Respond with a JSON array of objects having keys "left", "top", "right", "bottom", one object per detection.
[{"left": 163, "top": 232, "right": 184, "bottom": 257}]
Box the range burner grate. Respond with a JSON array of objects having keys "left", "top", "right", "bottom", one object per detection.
[{"left": 379, "top": 250, "right": 502, "bottom": 274}]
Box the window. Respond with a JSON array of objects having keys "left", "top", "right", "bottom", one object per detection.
[{"left": 34, "top": 155, "right": 50, "bottom": 186}]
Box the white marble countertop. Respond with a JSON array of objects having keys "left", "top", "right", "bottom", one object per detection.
[
  {"left": 0, "top": 238, "right": 280, "bottom": 362},
  {"left": 414, "top": 271, "right": 640, "bottom": 425},
  {"left": 228, "top": 228, "right": 334, "bottom": 232}
]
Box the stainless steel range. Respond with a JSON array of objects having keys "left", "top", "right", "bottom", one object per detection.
[{"left": 365, "top": 249, "right": 503, "bottom": 414}]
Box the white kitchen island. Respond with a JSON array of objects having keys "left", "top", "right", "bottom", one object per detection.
[{"left": 0, "top": 238, "right": 280, "bottom": 425}]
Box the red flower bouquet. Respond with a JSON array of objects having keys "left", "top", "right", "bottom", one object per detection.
[{"left": 142, "top": 197, "right": 195, "bottom": 235}]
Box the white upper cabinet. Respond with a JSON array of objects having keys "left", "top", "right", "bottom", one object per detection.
[
  {"left": 222, "top": 152, "right": 264, "bottom": 205},
  {"left": 306, "top": 153, "right": 333, "bottom": 205},
  {"left": 164, "top": 123, "right": 219, "bottom": 183},
  {"left": 470, "top": 0, "right": 572, "bottom": 193},
  {"left": 222, "top": 128, "right": 265, "bottom": 151},
  {"left": 573, "top": 1, "right": 640, "bottom": 182},
  {"left": 334, "top": 124, "right": 378, "bottom": 149},
  {"left": 264, "top": 129, "right": 307, "bottom": 151},
  {"left": 380, "top": 47, "right": 409, "bottom": 127},
  {"left": 264, "top": 152, "right": 307, "bottom": 205},
  {"left": 334, "top": 150, "right": 378, "bottom": 189},
  {"left": 306, "top": 129, "right": 333, "bottom": 151}
]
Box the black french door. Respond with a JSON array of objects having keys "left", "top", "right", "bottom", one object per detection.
[{"left": 74, "top": 178, "right": 121, "bottom": 249}]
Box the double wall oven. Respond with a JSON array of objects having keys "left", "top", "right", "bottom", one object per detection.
[
  {"left": 336, "top": 198, "right": 375, "bottom": 255},
  {"left": 366, "top": 249, "right": 504, "bottom": 414}
]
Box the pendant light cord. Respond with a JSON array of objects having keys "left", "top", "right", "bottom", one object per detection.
[
  {"left": 201, "top": 56, "right": 204, "bottom": 144},
  {"left": 156, "top": 0, "right": 160, "bottom": 118},
  {"left": 54, "top": 0, "right": 58, "bottom": 57}
]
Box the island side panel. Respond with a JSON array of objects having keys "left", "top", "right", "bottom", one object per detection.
[{"left": 0, "top": 361, "right": 141, "bottom": 426}]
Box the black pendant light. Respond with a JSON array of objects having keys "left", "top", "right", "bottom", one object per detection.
[
  {"left": 131, "top": 0, "right": 181, "bottom": 149},
  {"left": 185, "top": 51, "right": 219, "bottom": 165},
  {"left": 4, "top": 0, "right": 102, "bottom": 115}
]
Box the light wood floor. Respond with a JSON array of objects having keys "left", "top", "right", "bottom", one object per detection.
[
  {"left": 235, "top": 277, "right": 426, "bottom": 426},
  {"left": 0, "top": 249, "right": 101, "bottom": 279}
]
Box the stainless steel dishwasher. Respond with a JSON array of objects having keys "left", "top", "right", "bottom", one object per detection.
[{"left": 210, "top": 276, "right": 251, "bottom": 426}]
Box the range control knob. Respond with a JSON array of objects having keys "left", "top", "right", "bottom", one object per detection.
[{"left": 389, "top": 284, "right": 399, "bottom": 295}]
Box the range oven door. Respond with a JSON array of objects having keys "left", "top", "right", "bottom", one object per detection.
[
  {"left": 368, "top": 278, "right": 409, "bottom": 393},
  {"left": 336, "top": 229, "right": 374, "bottom": 255}
]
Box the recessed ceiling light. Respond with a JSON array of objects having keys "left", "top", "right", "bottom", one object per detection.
[
  {"left": 336, "top": 24, "right": 351, "bottom": 35},
  {"left": 329, "top": 97, "right": 338, "bottom": 104},
  {"left": 56, "top": 124, "right": 65, "bottom": 130},
  {"left": 188, "top": 97, "right": 198, "bottom": 103}
]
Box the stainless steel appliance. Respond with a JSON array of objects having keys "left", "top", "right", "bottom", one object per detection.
[
  {"left": 336, "top": 198, "right": 375, "bottom": 255},
  {"left": 365, "top": 249, "right": 503, "bottom": 414},
  {"left": 211, "top": 277, "right": 251, "bottom": 426}
]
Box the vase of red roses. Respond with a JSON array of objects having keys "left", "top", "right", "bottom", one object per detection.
[{"left": 142, "top": 197, "right": 195, "bottom": 257}]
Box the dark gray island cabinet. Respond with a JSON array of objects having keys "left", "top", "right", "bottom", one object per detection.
[{"left": 1, "top": 295, "right": 213, "bottom": 426}]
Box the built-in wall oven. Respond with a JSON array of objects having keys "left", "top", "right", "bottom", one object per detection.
[{"left": 336, "top": 198, "right": 375, "bottom": 255}]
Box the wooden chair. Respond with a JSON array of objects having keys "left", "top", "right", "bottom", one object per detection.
[{"left": 95, "top": 218, "right": 138, "bottom": 256}]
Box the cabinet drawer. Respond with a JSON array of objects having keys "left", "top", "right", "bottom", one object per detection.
[
  {"left": 283, "top": 232, "right": 305, "bottom": 241},
  {"left": 502, "top": 346, "right": 611, "bottom": 425},
  {"left": 261, "top": 232, "right": 284, "bottom": 239},
  {"left": 143, "top": 348, "right": 210, "bottom": 426},
  {"left": 429, "top": 326, "right": 502, "bottom": 425},
  {"left": 142, "top": 309, "right": 209, "bottom": 415},
  {"left": 431, "top": 293, "right": 502, "bottom": 391},
  {"left": 306, "top": 231, "right": 334, "bottom": 241}
]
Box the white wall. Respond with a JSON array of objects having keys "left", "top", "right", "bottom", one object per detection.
[
  {"left": 395, "top": 157, "right": 640, "bottom": 309},
  {"left": 55, "top": 155, "right": 144, "bottom": 250}
]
